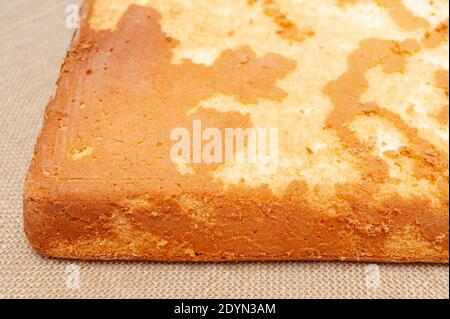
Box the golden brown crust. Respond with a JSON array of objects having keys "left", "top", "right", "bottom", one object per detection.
[{"left": 24, "top": 0, "right": 449, "bottom": 263}]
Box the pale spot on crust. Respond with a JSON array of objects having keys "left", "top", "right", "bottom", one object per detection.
[
  {"left": 175, "top": 162, "right": 195, "bottom": 175},
  {"left": 124, "top": 196, "right": 151, "bottom": 210},
  {"left": 339, "top": 1, "right": 393, "bottom": 29},
  {"left": 184, "top": 248, "right": 197, "bottom": 257},
  {"left": 157, "top": 239, "right": 169, "bottom": 248},
  {"left": 179, "top": 194, "right": 215, "bottom": 224},
  {"left": 68, "top": 146, "right": 94, "bottom": 160},
  {"left": 417, "top": 43, "right": 449, "bottom": 70},
  {"left": 350, "top": 115, "right": 408, "bottom": 156},
  {"left": 403, "top": 0, "right": 450, "bottom": 27},
  {"left": 385, "top": 226, "right": 439, "bottom": 258},
  {"left": 177, "top": 47, "right": 223, "bottom": 65},
  {"left": 339, "top": 0, "right": 430, "bottom": 31},
  {"left": 122, "top": 196, "right": 169, "bottom": 218}
]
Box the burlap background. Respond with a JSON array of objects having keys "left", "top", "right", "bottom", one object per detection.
[{"left": 0, "top": 0, "right": 448, "bottom": 299}]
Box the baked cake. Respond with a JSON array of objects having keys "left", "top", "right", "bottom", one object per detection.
[{"left": 24, "top": 0, "right": 449, "bottom": 262}]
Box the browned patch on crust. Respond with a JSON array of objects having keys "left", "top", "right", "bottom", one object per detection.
[
  {"left": 423, "top": 19, "right": 449, "bottom": 48},
  {"left": 435, "top": 69, "right": 449, "bottom": 124},
  {"left": 436, "top": 69, "right": 450, "bottom": 93},
  {"left": 339, "top": 0, "right": 430, "bottom": 31},
  {"left": 248, "top": 0, "right": 315, "bottom": 41},
  {"left": 422, "top": 19, "right": 449, "bottom": 125}
]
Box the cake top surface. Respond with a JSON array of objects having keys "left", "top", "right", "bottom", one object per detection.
[{"left": 30, "top": 0, "right": 448, "bottom": 216}]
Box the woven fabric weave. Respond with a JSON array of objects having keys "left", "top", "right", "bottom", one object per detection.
[{"left": 0, "top": 0, "right": 448, "bottom": 299}]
